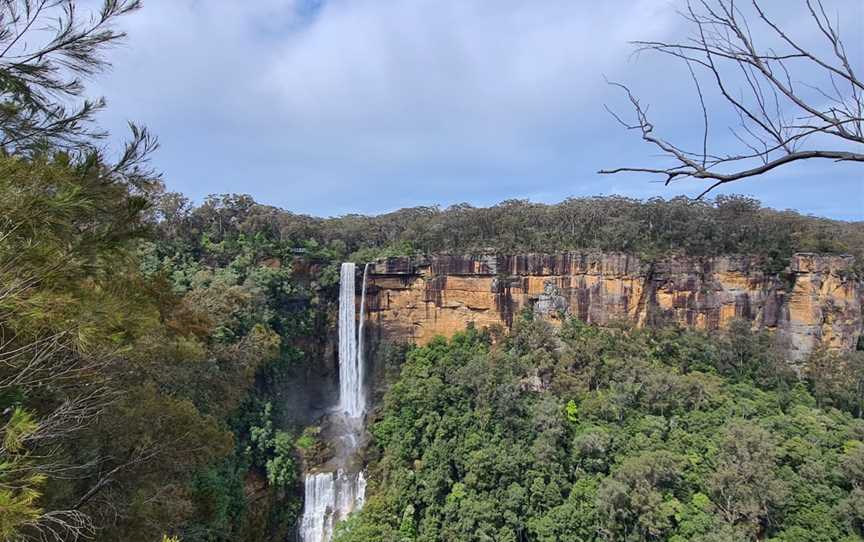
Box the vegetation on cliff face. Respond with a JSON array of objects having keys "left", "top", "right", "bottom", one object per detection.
[
  {"left": 335, "top": 318, "right": 864, "bottom": 542},
  {"left": 137, "top": 206, "right": 333, "bottom": 541}
]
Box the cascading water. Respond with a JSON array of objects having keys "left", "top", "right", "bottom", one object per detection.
[
  {"left": 299, "top": 262, "right": 370, "bottom": 542},
  {"left": 356, "top": 263, "right": 369, "bottom": 415},
  {"left": 338, "top": 262, "right": 367, "bottom": 418},
  {"left": 298, "top": 470, "right": 367, "bottom": 542}
]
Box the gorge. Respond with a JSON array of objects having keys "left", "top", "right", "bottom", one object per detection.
[
  {"left": 12, "top": 182, "right": 864, "bottom": 541},
  {"left": 293, "top": 249, "right": 863, "bottom": 540}
]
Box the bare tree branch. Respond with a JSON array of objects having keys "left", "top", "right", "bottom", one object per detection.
[{"left": 601, "top": 0, "right": 863, "bottom": 197}]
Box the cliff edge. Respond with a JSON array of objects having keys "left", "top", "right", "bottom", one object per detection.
[{"left": 362, "top": 253, "right": 862, "bottom": 359}]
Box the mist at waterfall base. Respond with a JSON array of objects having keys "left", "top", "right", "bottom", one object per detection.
[{"left": 298, "top": 263, "right": 370, "bottom": 542}]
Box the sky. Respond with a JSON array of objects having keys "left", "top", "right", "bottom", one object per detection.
[{"left": 89, "top": 0, "right": 863, "bottom": 220}]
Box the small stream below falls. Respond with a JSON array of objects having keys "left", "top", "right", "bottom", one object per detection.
[{"left": 298, "top": 262, "right": 370, "bottom": 542}]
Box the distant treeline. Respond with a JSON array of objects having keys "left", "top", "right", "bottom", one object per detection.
[{"left": 156, "top": 193, "right": 862, "bottom": 272}]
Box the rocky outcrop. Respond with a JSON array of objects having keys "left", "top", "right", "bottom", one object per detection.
[{"left": 361, "top": 253, "right": 862, "bottom": 359}]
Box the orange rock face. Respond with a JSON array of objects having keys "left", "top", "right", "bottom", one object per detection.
[{"left": 361, "top": 253, "right": 862, "bottom": 358}]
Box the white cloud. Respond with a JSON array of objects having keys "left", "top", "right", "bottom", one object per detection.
[
  {"left": 90, "top": 0, "right": 862, "bottom": 219},
  {"left": 260, "top": 0, "right": 679, "bottom": 163}
]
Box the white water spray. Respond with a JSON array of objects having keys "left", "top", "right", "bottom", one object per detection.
[{"left": 299, "top": 262, "right": 371, "bottom": 542}]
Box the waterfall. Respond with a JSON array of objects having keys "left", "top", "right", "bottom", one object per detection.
[
  {"left": 356, "top": 263, "right": 370, "bottom": 415},
  {"left": 299, "top": 262, "right": 370, "bottom": 542},
  {"left": 338, "top": 262, "right": 368, "bottom": 418},
  {"left": 299, "top": 470, "right": 367, "bottom": 542},
  {"left": 299, "top": 473, "right": 335, "bottom": 542}
]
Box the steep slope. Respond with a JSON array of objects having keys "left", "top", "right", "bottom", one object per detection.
[{"left": 363, "top": 253, "right": 862, "bottom": 358}]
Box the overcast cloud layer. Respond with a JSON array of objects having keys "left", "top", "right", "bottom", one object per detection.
[{"left": 93, "top": 0, "right": 863, "bottom": 219}]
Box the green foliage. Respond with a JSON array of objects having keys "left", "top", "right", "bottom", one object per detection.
[
  {"left": 0, "top": 0, "right": 143, "bottom": 153},
  {"left": 247, "top": 402, "right": 297, "bottom": 489},
  {"left": 805, "top": 349, "right": 864, "bottom": 416},
  {"left": 155, "top": 192, "right": 864, "bottom": 273},
  {"left": 78, "top": 384, "right": 234, "bottom": 540},
  {"left": 296, "top": 433, "right": 317, "bottom": 451},
  {"left": 0, "top": 145, "right": 210, "bottom": 540},
  {"left": 338, "top": 320, "right": 864, "bottom": 542},
  {"left": 0, "top": 152, "right": 157, "bottom": 349},
  {"left": 0, "top": 408, "right": 44, "bottom": 538}
]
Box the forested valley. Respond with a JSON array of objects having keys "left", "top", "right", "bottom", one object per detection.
[
  {"left": 2, "top": 1, "right": 864, "bottom": 542},
  {"left": 6, "top": 160, "right": 864, "bottom": 541}
]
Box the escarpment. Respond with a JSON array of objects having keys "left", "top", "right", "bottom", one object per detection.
[{"left": 361, "top": 253, "right": 862, "bottom": 358}]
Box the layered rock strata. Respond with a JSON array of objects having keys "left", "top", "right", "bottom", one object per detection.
[{"left": 361, "top": 253, "right": 862, "bottom": 358}]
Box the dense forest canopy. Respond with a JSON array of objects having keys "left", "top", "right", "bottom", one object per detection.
[
  {"left": 156, "top": 192, "right": 863, "bottom": 270},
  {"left": 335, "top": 320, "right": 864, "bottom": 542}
]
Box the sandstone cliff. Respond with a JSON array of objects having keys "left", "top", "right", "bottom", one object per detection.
[{"left": 361, "top": 253, "right": 862, "bottom": 359}]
